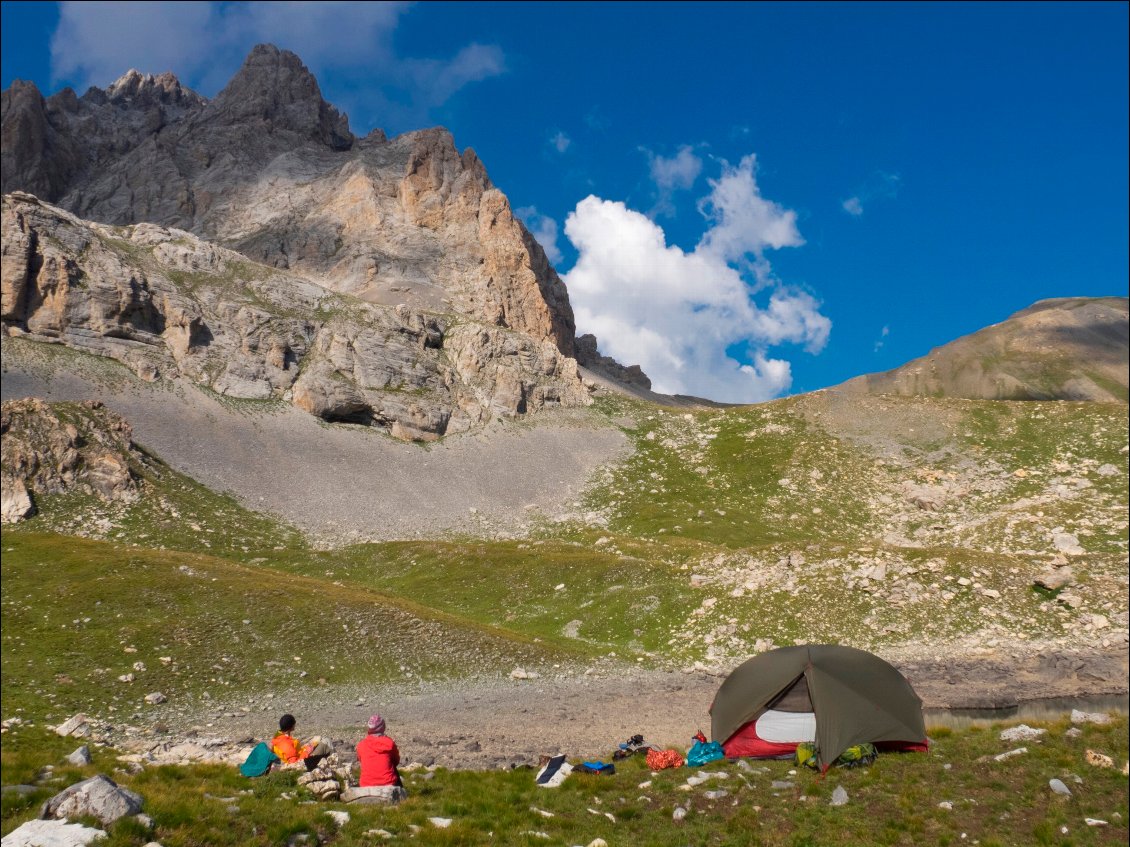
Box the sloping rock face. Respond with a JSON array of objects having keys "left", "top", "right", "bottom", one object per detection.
[
  {"left": 1, "top": 193, "right": 589, "bottom": 439},
  {"left": 838, "top": 297, "right": 1129, "bottom": 402},
  {"left": 1, "top": 44, "right": 576, "bottom": 357},
  {"left": 575, "top": 333, "right": 652, "bottom": 390},
  {"left": 0, "top": 397, "right": 142, "bottom": 522}
]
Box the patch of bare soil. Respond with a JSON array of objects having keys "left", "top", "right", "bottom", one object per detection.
[{"left": 154, "top": 647, "right": 1127, "bottom": 771}]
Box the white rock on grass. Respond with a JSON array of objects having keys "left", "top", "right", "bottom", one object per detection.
[
  {"left": 1052, "top": 532, "right": 1084, "bottom": 555},
  {"left": 672, "top": 806, "right": 687, "bottom": 821},
  {"left": 0, "top": 818, "right": 107, "bottom": 847},
  {"left": 1071, "top": 710, "right": 1111, "bottom": 725},
  {"left": 830, "top": 785, "right": 849, "bottom": 806},
  {"left": 428, "top": 818, "right": 452, "bottom": 829},
  {"left": 1049, "top": 779, "right": 1072, "bottom": 796},
  {"left": 143, "top": 692, "right": 167, "bottom": 705},
  {"left": 1085, "top": 819, "right": 1108, "bottom": 827},
  {"left": 993, "top": 748, "right": 1027, "bottom": 762},
  {"left": 325, "top": 810, "right": 349, "bottom": 826},
  {"left": 54, "top": 714, "right": 89, "bottom": 738},
  {"left": 1000, "top": 725, "right": 1047, "bottom": 742}
]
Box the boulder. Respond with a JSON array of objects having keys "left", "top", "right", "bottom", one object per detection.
[
  {"left": 40, "top": 775, "right": 143, "bottom": 826},
  {"left": 340, "top": 785, "right": 407, "bottom": 805},
  {"left": 65, "top": 746, "right": 92, "bottom": 766},
  {"left": 1034, "top": 569, "right": 1073, "bottom": 591},
  {"left": 53, "top": 715, "right": 89, "bottom": 738},
  {"left": 0, "top": 475, "right": 34, "bottom": 523},
  {"left": 999, "top": 725, "right": 1047, "bottom": 743},
  {"left": 1, "top": 818, "right": 107, "bottom": 847},
  {"left": 1052, "top": 532, "right": 1084, "bottom": 556}
]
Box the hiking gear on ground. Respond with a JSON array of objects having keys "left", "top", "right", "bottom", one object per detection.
[
  {"left": 239, "top": 742, "right": 280, "bottom": 777},
  {"left": 645, "top": 748, "right": 685, "bottom": 769},
  {"left": 535, "top": 754, "right": 572, "bottom": 787},
  {"left": 710, "top": 644, "right": 928, "bottom": 770},
  {"left": 686, "top": 738, "right": 726, "bottom": 767},
  {"left": 796, "top": 741, "right": 878, "bottom": 769},
  {"left": 578, "top": 761, "right": 616, "bottom": 774}
]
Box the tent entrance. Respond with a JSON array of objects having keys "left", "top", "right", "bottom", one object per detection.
[
  {"left": 721, "top": 673, "right": 816, "bottom": 758},
  {"left": 766, "top": 673, "right": 812, "bottom": 712}
]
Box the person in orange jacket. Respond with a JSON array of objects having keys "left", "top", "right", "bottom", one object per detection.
[
  {"left": 271, "top": 714, "right": 330, "bottom": 771},
  {"left": 356, "top": 714, "right": 402, "bottom": 787}
]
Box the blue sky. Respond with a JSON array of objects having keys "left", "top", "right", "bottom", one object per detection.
[{"left": 3, "top": 1, "right": 1127, "bottom": 401}]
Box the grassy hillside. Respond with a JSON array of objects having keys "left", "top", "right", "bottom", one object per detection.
[
  {"left": 0, "top": 533, "right": 585, "bottom": 722},
  {"left": 4, "top": 392, "right": 1126, "bottom": 704}
]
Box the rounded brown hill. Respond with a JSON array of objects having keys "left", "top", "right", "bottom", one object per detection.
[{"left": 838, "top": 297, "right": 1128, "bottom": 402}]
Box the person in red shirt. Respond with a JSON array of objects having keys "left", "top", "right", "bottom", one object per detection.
[{"left": 356, "top": 714, "right": 402, "bottom": 787}]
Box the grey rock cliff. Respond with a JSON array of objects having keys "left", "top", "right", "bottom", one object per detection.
[
  {"left": 1, "top": 45, "right": 580, "bottom": 359},
  {"left": 1, "top": 193, "right": 590, "bottom": 439}
]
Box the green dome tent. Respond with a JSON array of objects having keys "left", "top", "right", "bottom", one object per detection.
[{"left": 710, "top": 644, "right": 928, "bottom": 769}]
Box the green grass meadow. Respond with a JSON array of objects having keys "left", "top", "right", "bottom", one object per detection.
[
  {"left": 2, "top": 391, "right": 1127, "bottom": 843},
  {"left": 2, "top": 715, "right": 1127, "bottom": 846}
]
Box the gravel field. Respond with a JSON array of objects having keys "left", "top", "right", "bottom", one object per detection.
[
  {"left": 138, "top": 646, "right": 1128, "bottom": 770},
  {"left": 1, "top": 363, "right": 627, "bottom": 543}
]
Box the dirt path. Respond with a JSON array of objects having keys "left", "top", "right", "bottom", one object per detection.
[{"left": 166, "top": 647, "right": 1128, "bottom": 771}]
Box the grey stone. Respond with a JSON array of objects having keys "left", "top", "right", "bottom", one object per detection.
[
  {"left": 1, "top": 818, "right": 107, "bottom": 847},
  {"left": 1048, "top": 779, "right": 1071, "bottom": 796},
  {"left": 341, "top": 785, "right": 407, "bottom": 805},
  {"left": 53, "top": 715, "right": 88, "bottom": 738},
  {"left": 999, "top": 725, "right": 1047, "bottom": 743},
  {"left": 40, "top": 774, "right": 143, "bottom": 826},
  {"left": 65, "top": 746, "right": 92, "bottom": 766},
  {"left": 830, "top": 785, "right": 849, "bottom": 806}
]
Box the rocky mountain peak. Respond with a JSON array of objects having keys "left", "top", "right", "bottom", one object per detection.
[
  {"left": 101, "top": 68, "right": 205, "bottom": 110},
  {"left": 211, "top": 43, "right": 352, "bottom": 150}
]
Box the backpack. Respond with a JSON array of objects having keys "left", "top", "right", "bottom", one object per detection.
[
  {"left": 686, "top": 739, "right": 726, "bottom": 767},
  {"left": 795, "top": 741, "right": 877, "bottom": 770},
  {"left": 239, "top": 742, "right": 281, "bottom": 777}
]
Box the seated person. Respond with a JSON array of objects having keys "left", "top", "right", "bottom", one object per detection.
[
  {"left": 356, "top": 714, "right": 401, "bottom": 787},
  {"left": 271, "top": 713, "right": 330, "bottom": 771}
]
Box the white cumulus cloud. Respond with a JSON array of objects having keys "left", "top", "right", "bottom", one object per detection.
[
  {"left": 563, "top": 156, "right": 830, "bottom": 403},
  {"left": 515, "top": 206, "right": 563, "bottom": 266}
]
